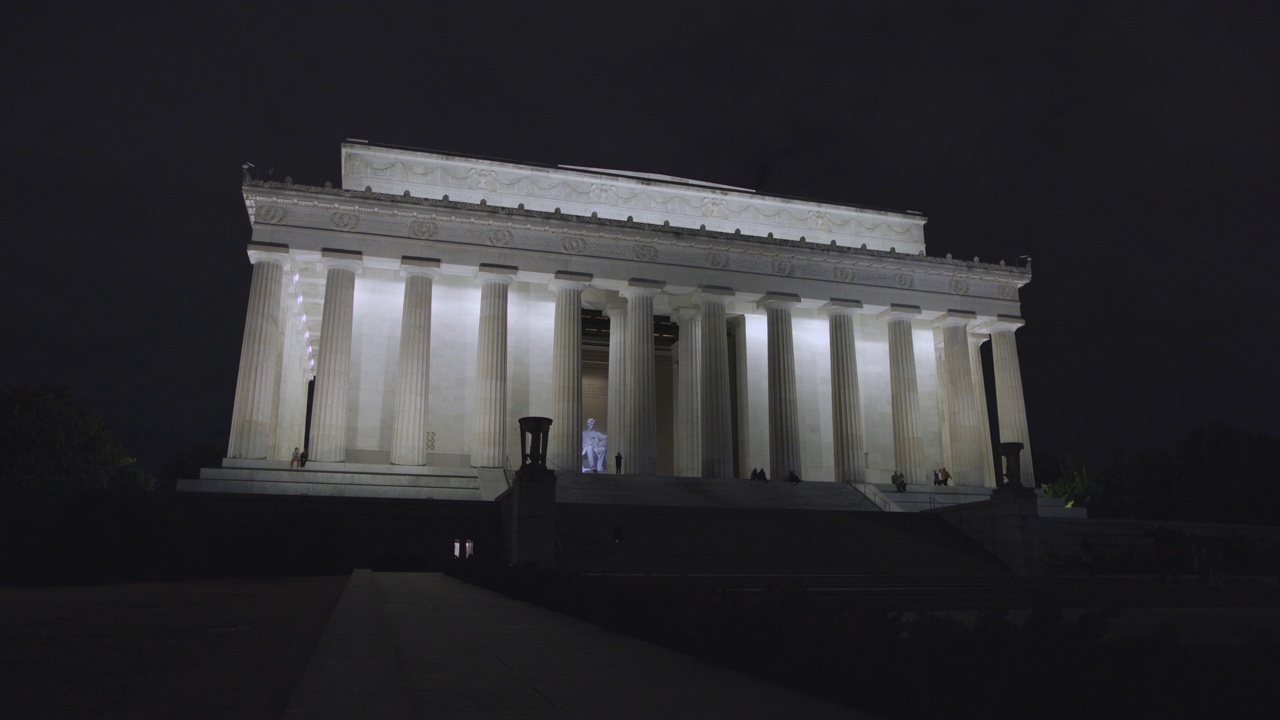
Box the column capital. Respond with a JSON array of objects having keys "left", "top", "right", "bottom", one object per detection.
[
  {"left": 549, "top": 270, "right": 592, "bottom": 293},
  {"left": 695, "top": 285, "right": 735, "bottom": 305},
  {"left": 981, "top": 314, "right": 1026, "bottom": 333},
  {"left": 968, "top": 331, "right": 990, "bottom": 346},
  {"left": 757, "top": 291, "right": 801, "bottom": 311},
  {"left": 604, "top": 301, "right": 627, "bottom": 319},
  {"left": 672, "top": 304, "right": 700, "bottom": 322},
  {"left": 878, "top": 303, "right": 922, "bottom": 322},
  {"left": 621, "top": 278, "right": 664, "bottom": 300},
  {"left": 321, "top": 249, "right": 363, "bottom": 274},
  {"left": 476, "top": 263, "right": 517, "bottom": 286},
  {"left": 822, "top": 297, "right": 864, "bottom": 316},
  {"left": 399, "top": 256, "right": 441, "bottom": 279},
  {"left": 933, "top": 309, "right": 978, "bottom": 329},
  {"left": 247, "top": 243, "right": 290, "bottom": 266}
]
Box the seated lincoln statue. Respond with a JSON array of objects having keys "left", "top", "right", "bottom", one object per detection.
[{"left": 581, "top": 418, "right": 608, "bottom": 473}]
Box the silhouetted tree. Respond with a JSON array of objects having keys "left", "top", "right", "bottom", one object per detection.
[
  {"left": 0, "top": 384, "right": 151, "bottom": 491},
  {"left": 1043, "top": 424, "right": 1279, "bottom": 524}
]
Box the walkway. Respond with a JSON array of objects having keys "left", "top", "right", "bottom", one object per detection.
[{"left": 284, "top": 571, "right": 876, "bottom": 719}]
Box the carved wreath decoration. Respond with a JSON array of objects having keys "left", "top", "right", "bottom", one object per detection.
[
  {"left": 409, "top": 220, "right": 438, "bottom": 240},
  {"left": 773, "top": 259, "right": 796, "bottom": 277},
  {"left": 487, "top": 229, "right": 514, "bottom": 247},
  {"left": 256, "top": 205, "right": 288, "bottom": 225},
  {"left": 894, "top": 273, "right": 915, "bottom": 289},
  {"left": 632, "top": 245, "right": 658, "bottom": 262},
  {"left": 949, "top": 278, "right": 971, "bottom": 295},
  {"left": 330, "top": 212, "right": 359, "bottom": 231}
]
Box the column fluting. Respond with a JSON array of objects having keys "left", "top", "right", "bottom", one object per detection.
[
  {"left": 673, "top": 306, "right": 702, "bottom": 477},
  {"left": 825, "top": 299, "right": 866, "bottom": 484},
  {"left": 390, "top": 259, "right": 439, "bottom": 466},
  {"left": 309, "top": 252, "right": 362, "bottom": 463},
  {"left": 988, "top": 316, "right": 1036, "bottom": 487},
  {"left": 548, "top": 272, "right": 590, "bottom": 472},
  {"left": 969, "top": 332, "right": 996, "bottom": 486},
  {"left": 699, "top": 287, "right": 734, "bottom": 478},
  {"left": 879, "top": 305, "right": 927, "bottom": 484},
  {"left": 228, "top": 245, "right": 289, "bottom": 459},
  {"left": 935, "top": 311, "right": 983, "bottom": 486},
  {"left": 621, "top": 281, "right": 663, "bottom": 475},
  {"left": 470, "top": 267, "right": 514, "bottom": 468},
  {"left": 605, "top": 302, "right": 628, "bottom": 470},
  {"left": 760, "top": 292, "right": 802, "bottom": 482}
]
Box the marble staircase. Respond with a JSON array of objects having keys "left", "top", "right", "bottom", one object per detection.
[
  {"left": 856, "top": 482, "right": 1087, "bottom": 518},
  {"left": 178, "top": 458, "right": 482, "bottom": 501},
  {"left": 554, "top": 472, "right": 881, "bottom": 511}
]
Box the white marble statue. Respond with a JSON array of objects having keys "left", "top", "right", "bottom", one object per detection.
[{"left": 581, "top": 418, "right": 607, "bottom": 473}]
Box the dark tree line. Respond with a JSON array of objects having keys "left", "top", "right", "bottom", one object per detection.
[
  {"left": 1041, "top": 423, "right": 1280, "bottom": 525},
  {"left": 0, "top": 384, "right": 151, "bottom": 491}
]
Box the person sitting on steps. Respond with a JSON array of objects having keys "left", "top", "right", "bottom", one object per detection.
[{"left": 891, "top": 470, "right": 907, "bottom": 493}]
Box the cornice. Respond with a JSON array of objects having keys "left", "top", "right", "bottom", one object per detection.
[
  {"left": 242, "top": 180, "right": 1030, "bottom": 302},
  {"left": 339, "top": 145, "right": 926, "bottom": 252}
]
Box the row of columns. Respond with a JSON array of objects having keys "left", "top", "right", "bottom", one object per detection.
[{"left": 228, "top": 249, "right": 1033, "bottom": 485}]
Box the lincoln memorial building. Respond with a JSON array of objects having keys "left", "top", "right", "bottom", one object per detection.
[{"left": 183, "top": 141, "right": 1038, "bottom": 505}]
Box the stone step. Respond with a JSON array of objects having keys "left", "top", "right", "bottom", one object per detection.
[
  {"left": 221, "top": 458, "right": 478, "bottom": 478},
  {"left": 177, "top": 475, "right": 482, "bottom": 501},
  {"left": 555, "top": 473, "right": 880, "bottom": 511},
  {"left": 200, "top": 467, "right": 480, "bottom": 489}
]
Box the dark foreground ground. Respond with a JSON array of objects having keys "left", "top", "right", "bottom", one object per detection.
[{"left": 0, "top": 575, "right": 347, "bottom": 720}]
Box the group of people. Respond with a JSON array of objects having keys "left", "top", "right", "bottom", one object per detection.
[
  {"left": 890, "top": 467, "right": 952, "bottom": 492},
  {"left": 748, "top": 468, "right": 802, "bottom": 483},
  {"left": 290, "top": 447, "right": 308, "bottom": 468}
]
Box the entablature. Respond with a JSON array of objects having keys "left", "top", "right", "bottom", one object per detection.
[{"left": 242, "top": 181, "right": 1029, "bottom": 315}]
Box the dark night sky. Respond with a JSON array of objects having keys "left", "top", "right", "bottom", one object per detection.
[{"left": 2, "top": 1, "right": 1276, "bottom": 474}]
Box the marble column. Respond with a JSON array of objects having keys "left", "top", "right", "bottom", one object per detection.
[
  {"left": 673, "top": 305, "right": 702, "bottom": 477},
  {"left": 759, "top": 292, "right": 802, "bottom": 482},
  {"left": 987, "top": 315, "right": 1036, "bottom": 487},
  {"left": 699, "top": 287, "right": 734, "bottom": 478},
  {"left": 621, "top": 280, "right": 663, "bottom": 475},
  {"left": 471, "top": 266, "right": 515, "bottom": 468},
  {"left": 879, "top": 305, "right": 926, "bottom": 484},
  {"left": 605, "top": 302, "right": 628, "bottom": 468},
  {"left": 824, "top": 299, "right": 866, "bottom": 484},
  {"left": 228, "top": 244, "right": 290, "bottom": 459},
  {"left": 390, "top": 258, "right": 440, "bottom": 466},
  {"left": 309, "top": 251, "right": 362, "bottom": 463},
  {"left": 935, "top": 311, "right": 983, "bottom": 486},
  {"left": 548, "top": 271, "right": 591, "bottom": 472},
  {"left": 969, "top": 332, "right": 997, "bottom": 486}
]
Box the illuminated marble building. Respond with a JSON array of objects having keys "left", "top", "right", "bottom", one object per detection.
[{"left": 184, "top": 141, "right": 1038, "bottom": 505}]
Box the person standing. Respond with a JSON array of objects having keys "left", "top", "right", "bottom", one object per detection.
[{"left": 615, "top": 452, "right": 623, "bottom": 474}]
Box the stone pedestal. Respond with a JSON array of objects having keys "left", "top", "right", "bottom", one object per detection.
[
  {"left": 310, "top": 251, "right": 362, "bottom": 462},
  {"left": 502, "top": 417, "right": 558, "bottom": 567}
]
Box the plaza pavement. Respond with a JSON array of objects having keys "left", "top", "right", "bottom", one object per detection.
[{"left": 283, "top": 570, "right": 877, "bottom": 719}]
